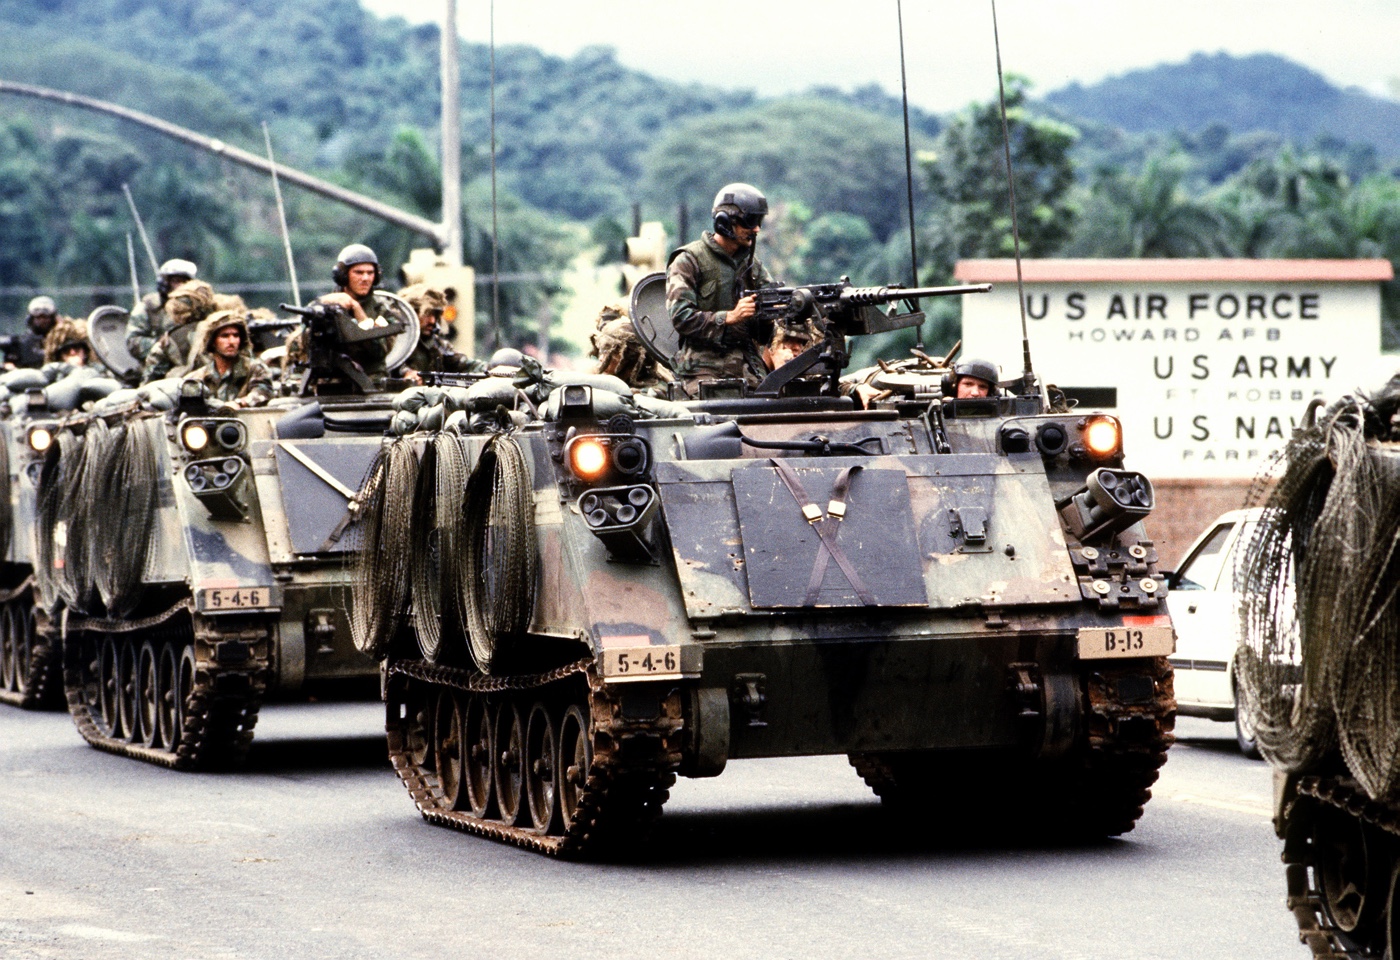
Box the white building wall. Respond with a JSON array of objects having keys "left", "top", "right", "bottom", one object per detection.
[{"left": 961, "top": 280, "right": 1385, "bottom": 479}]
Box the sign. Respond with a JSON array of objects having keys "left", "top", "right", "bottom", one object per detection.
[{"left": 955, "top": 260, "right": 1394, "bottom": 479}]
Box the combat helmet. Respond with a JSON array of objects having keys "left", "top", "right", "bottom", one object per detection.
[
  {"left": 332, "top": 244, "right": 381, "bottom": 288},
  {"left": 712, "top": 183, "right": 768, "bottom": 239},
  {"left": 43, "top": 317, "right": 91, "bottom": 365},
  {"left": 157, "top": 258, "right": 198, "bottom": 297}
]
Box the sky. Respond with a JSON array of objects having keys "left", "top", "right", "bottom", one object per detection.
[{"left": 363, "top": 0, "right": 1400, "bottom": 112}]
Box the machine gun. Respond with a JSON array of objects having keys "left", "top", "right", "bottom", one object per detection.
[
  {"left": 254, "top": 301, "right": 407, "bottom": 396},
  {"left": 751, "top": 280, "right": 991, "bottom": 397}
]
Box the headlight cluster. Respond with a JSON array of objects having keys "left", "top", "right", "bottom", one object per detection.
[
  {"left": 183, "top": 457, "right": 251, "bottom": 520},
  {"left": 564, "top": 434, "right": 650, "bottom": 485},
  {"left": 181, "top": 418, "right": 247, "bottom": 455},
  {"left": 1001, "top": 415, "right": 1122, "bottom": 461}
]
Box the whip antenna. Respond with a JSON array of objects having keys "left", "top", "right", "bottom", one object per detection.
[
  {"left": 125, "top": 233, "right": 141, "bottom": 308},
  {"left": 989, "top": 0, "right": 1043, "bottom": 402},
  {"left": 488, "top": 0, "right": 501, "bottom": 350},
  {"left": 121, "top": 183, "right": 159, "bottom": 276},
  {"left": 263, "top": 121, "right": 302, "bottom": 308},
  {"left": 896, "top": 0, "right": 923, "bottom": 350}
]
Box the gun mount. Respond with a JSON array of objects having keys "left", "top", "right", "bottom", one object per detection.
[{"left": 255, "top": 292, "right": 416, "bottom": 396}]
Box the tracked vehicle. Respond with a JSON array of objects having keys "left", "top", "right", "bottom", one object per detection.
[
  {"left": 40, "top": 293, "right": 418, "bottom": 768},
  {"left": 0, "top": 397, "right": 62, "bottom": 708},
  {"left": 1235, "top": 381, "right": 1400, "bottom": 959},
  {"left": 360, "top": 278, "right": 1176, "bottom": 857}
]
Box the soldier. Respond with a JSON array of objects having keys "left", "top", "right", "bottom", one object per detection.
[
  {"left": 8, "top": 296, "right": 61, "bottom": 369},
  {"left": 952, "top": 358, "right": 999, "bottom": 399},
  {"left": 286, "top": 244, "right": 392, "bottom": 383},
  {"left": 589, "top": 303, "right": 672, "bottom": 393},
  {"left": 398, "top": 283, "right": 484, "bottom": 384},
  {"left": 760, "top": 320, "right": 882, "bottom": 408},
  {"left": 141, "top": 280, "right": 217, "bottom": 383},
  {"left": 183, "top": 310, "right": 274, "bottom": 409},
  {"left": 125, "top": 258, "right": 197, "bottom": 362},
  {"left": 42, "top": 317, "right": 94, "bottom": 371},
  {"left": 666, "top": 182, "right": 775, "bottom": 396}
]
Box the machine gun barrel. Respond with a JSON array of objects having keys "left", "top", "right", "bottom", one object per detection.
[{"left": 840, "top": 282, "right": 990, "bottom": 305}]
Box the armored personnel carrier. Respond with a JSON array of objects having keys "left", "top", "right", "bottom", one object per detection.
[
  {"left": 357, "top": 277, "right": 1176, "bottom": 857},
  {"left": 38, "top": 293, "right": 418, "bottom": 768},
  {"left": 0, "top": 309, "right": 128, "bottom": 709},
  {"left": 1236, "top": 379, "right": 1400, "bottom": 959}
]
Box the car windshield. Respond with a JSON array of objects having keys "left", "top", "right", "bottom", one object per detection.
[{"left": 1175, "top": 522, "right": 1234, "bottom": 591}]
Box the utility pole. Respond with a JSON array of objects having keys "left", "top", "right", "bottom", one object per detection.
[{"left": 440, "top": 0, "right": 463, "bottom": 267}]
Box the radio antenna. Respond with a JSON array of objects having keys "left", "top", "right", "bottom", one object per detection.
[
  {"left": 896, "top": 0, "right": 923, "bottom": 350},
  {"left": 488, "top": 0, "right": 502, "bottom": 351},
  {"left": 125, "top": 233, "right": 141, "bottom": 308},
  {"left": 121, "top": 183, "right": 160, "bottom": 276},
  {"left": 989, "top": 0, "right": 1044, "bottom": 404},
  {"left": 263, "top": 121, "right": 302, "bottom": 308}
]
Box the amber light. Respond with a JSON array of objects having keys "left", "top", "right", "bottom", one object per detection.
[
  {"left": 27, "top": 427, "right": 52, "bottom": 452},
  {"left": 1084, "top": 418, "right": 1121, "bottom": 457},
  {"left": 569, "top": 437, "right": 609, "bottom": 480}
]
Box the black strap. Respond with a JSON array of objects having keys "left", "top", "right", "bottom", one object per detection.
[{"left": 770, "top": 459, "right": 874, "bottom": 606}]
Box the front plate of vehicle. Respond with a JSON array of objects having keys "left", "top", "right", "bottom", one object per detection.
[
  {"left": 600, "top": 644, "right": 702, "bottom": 683},
  {"left": 196, "top": 586, "right": 279, "bottom": 613},
  {"left": 1076, "top": 624, "right": 1175, "bottom": 659}
]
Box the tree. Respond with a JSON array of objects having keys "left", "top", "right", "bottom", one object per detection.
[
  {"left": 920, "top": 76, "right": 1079, "bottom": 275},
  {"left": 1065, "top": 152, "right": 1231, "bottom": 257}
]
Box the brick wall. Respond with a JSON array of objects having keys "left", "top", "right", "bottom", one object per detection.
[{"left": 1146, "top": 478, "right": 1256, "bottom": 570}]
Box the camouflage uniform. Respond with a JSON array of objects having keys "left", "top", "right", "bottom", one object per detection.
[
  {"left": 399, "top": 284, "right": 484, "bottom": 377},
  {"left": 141, "top": 281, "right": 217, "bottom": 384},
  {"left": 589, "top": 304, "right": 672, "bottom": 392},
  {"left": 125, "top": 292, "right": 169, "bottom": 362},
  {"left": 183, "top": 311, "right": 274, "bottom": 408},
  {"left": 665, "top": 231, "right": 773, "bottom": 394},
  {"left": 286, "top": 291, "right": 392, "bottom": 381}
]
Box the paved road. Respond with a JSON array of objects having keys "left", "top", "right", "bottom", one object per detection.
[{"left": 0, "top": 704, "right": 1300, "bottom": 960}]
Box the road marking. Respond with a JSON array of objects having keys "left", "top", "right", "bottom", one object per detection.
[{"left": 1160, "top": 790, "right": 1271, "bottom": 817}]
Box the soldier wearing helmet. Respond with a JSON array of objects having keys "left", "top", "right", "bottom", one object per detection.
[
  {"left": 287, "top": 244, "right": 392, "bottom": 381},
  {"left": 398, "top": 283, "right": 485, "bottom": 385},
  {"left": 952, "top": 358, "right": 999, "bottom": 399},
  {"left": 183, "top": 309, "right": 274, "bottom": 409},
  {"left": 8, "top": 295, "right": 61, "bottom": 369},
  {"left": 140, "top": 280, "right": 218, "bottom": 383},
  {"left": 665, "top": 182, "right": 775, "bottom": 396},
  {"left": 125, "top": 258, "right": 198, "bottom": 363}
]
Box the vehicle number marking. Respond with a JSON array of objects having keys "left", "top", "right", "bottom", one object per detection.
[
  {"left": 1076, "top": 624, "right": 1174, "bottom": 659},
  {"left": 602, "top": 646, "right": 681, "bottom": 679},
  {"left": 198, "top": 587, "right": 276, "bottom": 612}
]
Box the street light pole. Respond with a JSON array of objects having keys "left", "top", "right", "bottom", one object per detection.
[{"left": 440, "top": 0, "right": 463, "bottom": 267}]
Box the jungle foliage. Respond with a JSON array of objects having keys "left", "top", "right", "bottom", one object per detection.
[{"left": 1, "top": 0, "right": 1398, "bottom": 353}]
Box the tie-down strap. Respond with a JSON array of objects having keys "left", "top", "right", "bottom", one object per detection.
[{"left": 769, "top": 458, "right": 875, "bottom": 606}]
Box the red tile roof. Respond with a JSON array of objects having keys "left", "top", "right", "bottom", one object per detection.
[{"left": 953, "top": 258, "right": 1395, "bottom": 283}]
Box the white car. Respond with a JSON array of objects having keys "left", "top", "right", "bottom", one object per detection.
[{"left": 1166, "top": 508, "right": 1265, "bottom": 758}]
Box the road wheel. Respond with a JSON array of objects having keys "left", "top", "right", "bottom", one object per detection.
[
  {"left": 117, "top": 639, "right": 138, "bottom": 743},
  {"left": 557, "top": 703, "right": 591, "bottom": 833},
  {"left": 525, "top": 701, "right": 560, "bottom": 835},
  {"left": 433, "top": 689, "right": 466, "bottom": 810},
  {"left": 0, "top": 600, "right": 16, "bottom": 692},
  {"left": 137, "top": 641, "right": 160, "bottom": 748},
  {"left": 156, "top": 643, "right": 180, "bottom": 750},
  {"left": 15, "top": 600, "right": 33, "bottom": 696},
  {"left": 463, "top": 694, "right": 496, "bottom": 819},
  {"left": 98, "top": 635, "right": 122, "bottom": 738},
  {"left": 176, "top": 644, "right": 197, "bottom": 744},
  {"left": 493, "top": 699, "right": 526, "bottom": 826}
]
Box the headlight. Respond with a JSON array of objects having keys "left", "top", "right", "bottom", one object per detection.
[
  {"left": 568, "top": 436, "right": 609, "bottom": 481},
  {"left": 1084, "top": 417, "right": 1121, "bottom": 458},
  {"left": 181, "top": 418, "right": 246, "bottom": 454},
  {"left": 27, "top": 426, "right": 53, "bottom": 452},
  {"left": 182, "top": 422, "right": 209, "bottom": 452}
]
